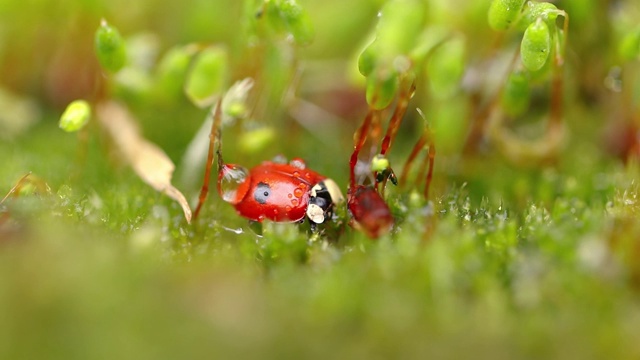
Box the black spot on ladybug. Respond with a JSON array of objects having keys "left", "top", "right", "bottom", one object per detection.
[{"left": 254, "top": 182, "right": 271, "bottom": 204}]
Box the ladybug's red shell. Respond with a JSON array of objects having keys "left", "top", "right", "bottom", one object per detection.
[{"left": 220, "top": 161, "right": 325, "bottom": 222}]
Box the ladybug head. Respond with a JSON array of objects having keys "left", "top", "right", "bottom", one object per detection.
[
  {"left": 306, "top": 179, "right": 345, "bottom": 224},
  {"left": 217, "top": 163, "right": 251, "bottom": 205}
]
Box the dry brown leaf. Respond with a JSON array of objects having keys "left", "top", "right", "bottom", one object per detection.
[{"left": 96, "top": 101, "right": 192, "bottom": 223}]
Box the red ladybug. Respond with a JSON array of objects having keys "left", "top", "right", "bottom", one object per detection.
[
  {"left": 217, "top": 158, "right": 344, "bottom": 224},
  {"left": 192, "top": 100, "right": 345, "bottom": 230}
]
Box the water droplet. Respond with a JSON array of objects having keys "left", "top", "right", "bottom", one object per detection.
[
  {"left": 288, "top": 193, "right": 293, "bottom": 199},
  {"left": 285, "top": 205, "right": 292, "bottom": 212},
  {"left": 219, "top": 164, "right": 250, "bottom": 204},
  {"left": 289, "top": 158, "right": 306, "bottom": 169},
  {"left": 293, "top": 171, "right": 300, "bottom": 178},
  {"left": 291, "top": 199, "right": 299, "bottom": 206},
  {"left": 294, "top": 188, "right": 304, "bottom": 197}
]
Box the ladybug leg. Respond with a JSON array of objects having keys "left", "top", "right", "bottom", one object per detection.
[{"left": 193, "top": 98, "right": 224, "bottom": 220}]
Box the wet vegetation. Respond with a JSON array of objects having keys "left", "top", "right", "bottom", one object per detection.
[{"left": 2, "top": 0, "right": 640, "bottom": 358}]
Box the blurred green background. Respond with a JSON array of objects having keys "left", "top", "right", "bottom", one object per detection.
[{"left": 2, "top": 0, "right": 640, "bottom": 359}]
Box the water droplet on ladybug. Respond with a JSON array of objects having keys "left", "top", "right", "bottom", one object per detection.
[
  {"left": 288, "top": 193, "right": 293, "bottom": 199},
  {"left": 285, "top": 205, "right": 292, "bottom": 212},
  {"left": 291, "top": 198, "right": 299, "bottom": 206},
  {"left": 293, "top": 188, "right": 304, "bottom": 197},
  {"left": 290, "top": 158, "right": 306, "bottom": 169},
  {"left": 219, "top": 164, "right": 249, "bottom": 204},
  {"left": 293, "top": 171, "right": 301, "bottom": 178}
]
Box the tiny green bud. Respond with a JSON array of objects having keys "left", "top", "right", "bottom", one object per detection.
[
  {"left": 94, "top": 19, "right": 127, "bottom": 73},
  {"left": 156, "top": 45, "right": 194, "bottom": 99},
  {"left": 501, "top": 71, "right": 530, "bottom": 117},
  {"left": 239, "top": 127, "right": 276, "bottom": 154},
  {"left": 371, "top": 154, "right": 391, "bottom": 172},
  {"left": 358, "top": 40, "right": 378, "bottom": 77},
  {"left": 409, "top": 26, "right": 450, "bottom": 64},
  {"left": 520, "top": 18, "right": 551, "bottom": 72},
  {"left": 487, "top": 0, "right": 526, "bottom": 31},
  {"left": 277, "top": 0, "right": 314, "bottom": 46},
  {"left": 185, "top": 46, "right": 228, "bottom": 108},
  {"left": 366, "top": 70, "right": 398, "bottom": 110},
  {"left": 376, "top": 0, "right": 425, "bottom": 57},
  {"left": 518, "top": 2, "right": 559, "bottom": 30},
  {"left": 426, "top": 36, "right": 466, "bottom": 99},
  {"left": 619, "top": 29, "right": 640, "bottom": 61},
  {"left": 59, "top": 100, "right": 91, "bottom": 132}
]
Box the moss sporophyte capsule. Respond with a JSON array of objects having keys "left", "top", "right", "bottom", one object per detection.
[
  {"left": 487, "top": 0, "right": 526, "bottom": 30},
  {"left": 94, "top": 20, "right": 127, "bottom": 73},
  {"left": 59, "top": 100, "right": 91, "bottom": 132},
  {"left": 521, "top": 18, "right": 551, "bottom": 72},
  {"left": 185, "top": 46, "right": 228, "bottom": 107}
]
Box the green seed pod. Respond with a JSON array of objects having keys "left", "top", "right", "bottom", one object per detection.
[
  {"left": 520, "top": 18, "right": 551, "bottom": 72},
  {"left": 277, "top": 0, "right": 314, "bottom": 46},
  {"left": 185, "top": 46, "right": 228, "bottom": 108},
  {"left": 487, "top": 0, "right": 526, "bottom": 31},
  {"left": 501, "top": 71, "right": 530, "bottom": 117},
  {"left": 376, "top": 0, "right": 425, "bottom": 58},
  {"left": 358, "top": 40, "right": 378, "bottom": 77},
  {"left": 59, "top": 100, "right": 91, "bottom": 132},
  {"left": 156, "top": 45, "right": 194, "bottom": 99},
  {"left": 518, "top": 2, "right": 559, "bottom": 30},
  {"left": 426, "top": 36, "right": 466, "bottom": 99},
  {"left": 94, "top": 20, "right": 127, "bottom": 73},
  {"left": 366, "top": 70, "right": 398, "bottom": 110},
  {"left": 619, "top": 29, "right": 640, "bottom": 62}
]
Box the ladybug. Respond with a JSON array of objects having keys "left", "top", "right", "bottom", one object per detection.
[
  {"left": 217, "top": 157, "right": 344, "bottom": 225},
  {"left": 192, "top": 97, "right": 345, "bottom": 231}
]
